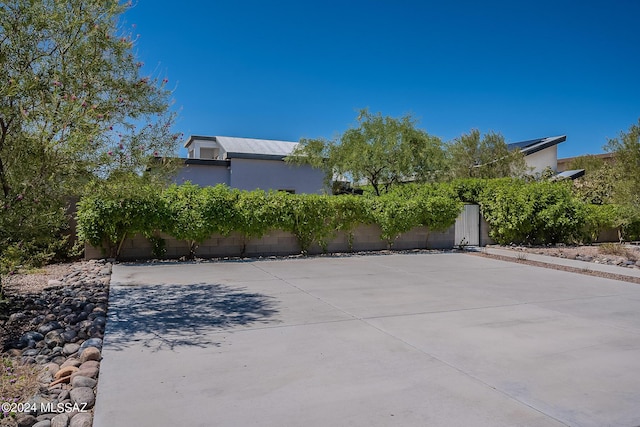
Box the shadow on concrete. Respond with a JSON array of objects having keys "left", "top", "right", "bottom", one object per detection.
[{"left": 105, "top": 283, "right": 279, "bottom": 352}]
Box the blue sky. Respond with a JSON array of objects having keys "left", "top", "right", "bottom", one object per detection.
[{"left": 124, "top": 0, "right": 640, "bottom": 159}]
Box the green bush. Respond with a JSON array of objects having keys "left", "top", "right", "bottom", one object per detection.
[
  {"left": 0, "top": 195, "right": 70, "bottom": 274},
  {"left": 370, "top": 185, "right": 461, "bottom": 247},
  {"left": 234, "top": 190, "right": 282, "bottom": 250},
  {"left": 329, "top": 195, "right": 373, "bottom": 249},
  {"left": 477, "top": 180, "right": 588, "bottom": 245},
  {"left": 584, "top": 204, "right": 640, "bottom": 242},
  {"left": 76, "top": 177, "right": 163, "bottom": 258},
  {"left": 276, "top": 193, "right": 335, "bottom": 253},
  {"left": 76, "top": 179, "right": 639, "bottom": 259},
  {"left": 163, "top": 183, "right": 237, "bottom": 258}
]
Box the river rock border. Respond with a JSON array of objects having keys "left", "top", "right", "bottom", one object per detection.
[{"left": 4, "top": 260, "right": 111, "bottom": 427}]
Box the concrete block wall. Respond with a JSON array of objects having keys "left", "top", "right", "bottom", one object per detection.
[
  {"left": 85, "top": 224, "right": 456, "bottom": 260},
  {"left": 82, "top": 221, "right": 625, "bottom": 261},
  {"left": 480, "top": 216, "right": 495, "bottom": 246}
]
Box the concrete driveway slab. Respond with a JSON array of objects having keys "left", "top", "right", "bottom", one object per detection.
[
  {"left": 368, "top": 304, "right": 640, "bottom": 427},
  {"left": 94, "top": 253, "right": 640, "bottom": 427}
]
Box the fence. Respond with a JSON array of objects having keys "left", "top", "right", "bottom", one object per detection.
[{"left": 84, "top": 224, "right": 456, "bottom": 260}]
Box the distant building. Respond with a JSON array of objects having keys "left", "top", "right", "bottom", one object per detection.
[
  {"left": 556, "top": 152, "right": 615, "bottom": 172},
  {"left": 174, "top": 135, "right": 325, "bottom": 194}
]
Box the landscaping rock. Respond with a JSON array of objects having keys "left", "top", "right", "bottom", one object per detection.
[
  {"left": 79, "top": 346, "right": 100, "bottom": 363},
  {"left": 55, "top": 366, "right": 79, "bottom": 380},
  {"left": 69, "top": 387, "right": 95, "bottom": 409},
  {"left": 60, "top": 358, "right": 82, "bottom": 369},
  {"left": 62, "top": 343, "right": 80, "bottom": 356},
  {"left": 38, "top": 322, "right": 63, "bottom": 336},
  {"left": 68, "top": 413, "right": 92, "bottom": 427},
  {"left": 44, "top": 330, "right": 65, "bottom": 348},
  {"left": 36, "top": 413, "right": 56, "bottom": 421},
  {"left": 51, "top": 413, "right": 70, "bottom": 427},
  {"left": 16, "top": 414, "right": 38, "bottom": 427},
  {"left": 78, "top": 337, "right": 103, "bottom": 353},
  {"left": 71, "top": 375, "right": 97, "bottom": 389},
  {"left": 70, "top": 367, "right": 99, "bottom": 381},
  {"left": 21, "top": 331, "right": 44, "bottom": 344},
  {"left": 1, "top": 260, "right": 112, "bottom": 423},
  {"left": 78, "top": 361, "right": 99, "bottom": 371}
]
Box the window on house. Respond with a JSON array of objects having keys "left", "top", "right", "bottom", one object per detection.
[
  {"left": 200, "top": 147, "right": 219, "bottom": 159},
  {"left": 278, "top": 189, "right": 295, "bottom": 194}
]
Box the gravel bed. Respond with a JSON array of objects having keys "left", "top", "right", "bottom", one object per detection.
[{"left": 1, "top": 260, "right": 111, "bottom": 427}]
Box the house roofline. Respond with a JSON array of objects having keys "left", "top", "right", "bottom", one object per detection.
[
  {"left": 522, "top": 135, "right": 566, "bottom": 156},
  {"left": 551, "top": 169, "right": 586, "bottom": 181},
  {"left": 226, "top": 152, "right": 288, "bottom": 161},
  {"left": 508, "top": 135, "right": 566, "bottom": 156},
  {"left": 184, "top": 158, "right": 230, "bottom": 166},
  {"left": 184, "top": 135, "right": 218, "bottom": 148}
]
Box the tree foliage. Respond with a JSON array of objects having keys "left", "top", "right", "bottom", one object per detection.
[
  {"left": 571, "top": 162, "right": 620, "bottom": 205},
  {"left": 446, "top": 129, "right": 527, "bottom": 179},
  {"left": 0, "top": 0, "right": 179, "bottom": 266},
  {"left": 289, "top": 109, "right": 447, "bottom": 195},
  {"left": 605, "top": 118, "right": 640, "bottom": 208},
  {"left": 76, "top": 174, "right": 165, "bottom": 258}
]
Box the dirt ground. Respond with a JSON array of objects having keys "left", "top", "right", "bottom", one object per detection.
[
  {"left": 500, "top": 243, "right": 640, "bottom": 265},
  {"left": 476, "top": 243, "right": 640, "bottom": 285},
  {"left": 1, "top": 263, "right": 77, "bottom": 297}
]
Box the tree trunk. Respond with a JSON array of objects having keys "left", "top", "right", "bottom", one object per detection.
[{"left": 0, "top": 157, "right": 10, "bottom": 199}]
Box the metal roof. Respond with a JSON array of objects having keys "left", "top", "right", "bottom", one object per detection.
[
  {"left": 184, "top": 135, "right": 299, "bottom": 160},
  {"left": 550, "top": 169, "right": 586, "bottom": 181},
  {"left": 215, "top": 136, "right": 298, "bottom": 158},
  {"left": 507, "top": 135, "right": 566, "bottom": 156}
]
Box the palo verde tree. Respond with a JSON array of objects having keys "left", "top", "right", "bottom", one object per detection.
[
  {"left": 288, "top": 109, "right": 447, "bottom": 196},
  {"left": 0, "top": 0, "right": 179, "bottom": 268},
  {"left": 446, "top": 129, "right": 527, "bottom": 179}
]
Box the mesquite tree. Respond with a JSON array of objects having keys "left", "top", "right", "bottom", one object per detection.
[
  {"left": 0, "top": 0, "right": 179, "bottom": 268},
  {"left": 288, "top": 109, "right": 447, "bottom": 196}
]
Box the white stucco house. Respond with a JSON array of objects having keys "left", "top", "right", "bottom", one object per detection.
[
  {"left": 173, "top": 135, "right": 325, "bottom": 194},
  {"left": 507, "top": 135, "right": 566, "bottom": 174}
]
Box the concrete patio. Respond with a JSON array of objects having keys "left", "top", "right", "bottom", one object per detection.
[{"left": 94, "top": 252, "right": 640, "bottom": 427}]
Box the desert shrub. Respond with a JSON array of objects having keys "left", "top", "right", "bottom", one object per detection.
[
  {"left": 77, "top": 177, "right": 164, "bottom": 258},
  {"left": 329, "top": 195, "right": 373, "bottom": 249},
  {"left": 584, "top": 203, "right": 640, "bottom": 242},
  {"left": 369, "top": 192, "right": 421, "bottom": 247},
  {"left": 369, "top": 185, "right": 461, "bottom": 247},
  {"left": 450, "top": 178, "right": 490, "bottom": 203},
  {"left": 274, "top": 192, "right": 336, "bottom": 253},
  {"left": 0, "top": 195, "right": 70, "bottom": 273},
  {"left": 234, "top": 190, "right": 286, "bottom": 250},
  {"left": 598, "top": 242, "right": 634, "bottom": 259},
  {"left": 162, "top": 183, "right": 229, "bottom": 258},
  {"left": 478, "top": 180, "right": 587, "bottom": 245}
]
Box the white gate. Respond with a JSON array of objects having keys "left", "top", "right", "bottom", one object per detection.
[{"left": 454, "top": 204, "right": 480, "bottom": 246}]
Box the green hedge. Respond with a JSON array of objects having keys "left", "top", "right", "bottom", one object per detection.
[
  {"left": 76, "top": 179, "right": 640, "bottom": 259},
  {"left": 451, "top": 178, "right": 640, "bottom": 245},
  {"left": 76, "top": 182, "right": 462, "bottom": 258}
]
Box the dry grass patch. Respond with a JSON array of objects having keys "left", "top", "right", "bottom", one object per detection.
[
  {"left": 0, "top": 356, "right": 40, "bottom": 424},
  {"left": 599, "top": 243, "right": 638, "bottom": 261}
]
